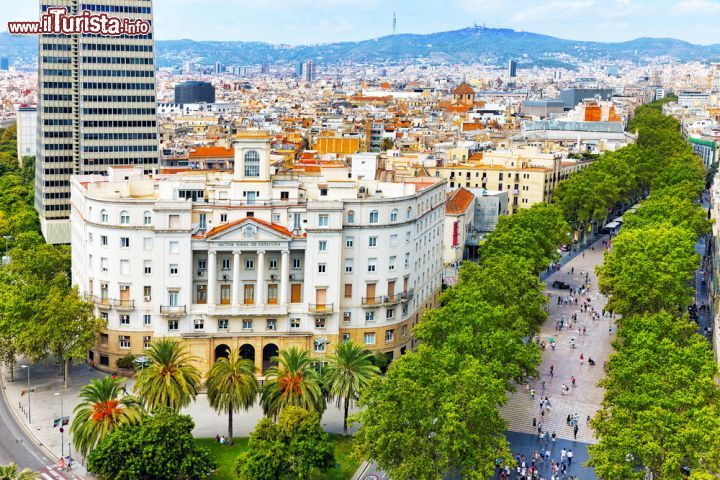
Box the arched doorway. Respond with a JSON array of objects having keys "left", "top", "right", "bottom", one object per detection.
[
  {"left": 262, "top": 343, "right": 279, "bottom": 374},
  {"left": 214, "top": 344, "right": 230, "bottom": 361},
  {"left": 239, "top": 344, "right": 255, "bottom": 364}
]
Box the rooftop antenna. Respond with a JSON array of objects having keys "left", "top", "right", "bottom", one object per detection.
[{"left": 393, "top": 12, "right": 397, "bottom": 35}]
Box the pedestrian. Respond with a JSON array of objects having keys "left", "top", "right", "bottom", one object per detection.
[
  {"left": 571, "top": 376, "right": 576, "bottom": 387},
  {"left": 580, "top": 353, "right": 584, "bottom": 365},
  {"left": 560, "top": 448, "right": 567, "bottom": 464},
  {"left": 533, "top": 417, "right": 537, "bottom": 427},
  {"left": 566, "top": 414, "right": 571, "bottom": 425},
  {"left": 567, "top": 450, "right": 574, "bottom": 465},
  {"left": 541, "top": 379, "right": 546, "bottom": 391},
  {"left": 586, "top": 415, "right": 591, "bottom": 424},
  {"left": 571, "top": 266, "right": 574, "bottom": 274},
  {"left": 552, "top": 431, "right": 556, "bottom": 443},
  {"left": 545, "top": 448, "right": 551, "bottom": 461},
  {"left": 544, "top": 430, "right": 550, "bottom": 444},
  {"left": 550, "top": 365, "right": 554, "bottom": 377},
  {"left": 530, "top": 388, "right": 536, "bottom": 400},
  {"left": 574, "top": 425, "right": 579, "bottom": 440}
]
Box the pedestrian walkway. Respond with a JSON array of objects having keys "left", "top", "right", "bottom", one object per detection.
[{"left": 501, "top": 236, "right": 614, "bottom": 445}]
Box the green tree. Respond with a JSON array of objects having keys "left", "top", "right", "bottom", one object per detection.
[
  {"left": 323, "top": 341, "right": 380, "bottom": 434},
  {"left": 0, "top": 463, "right": 38, "bottom": 480},
  {"left": 133, "top": 338, "right": 201, "bottom": 411},
  {"left": 260, "top": 346, "right": 325, "bottom": 418},
  {"left": 87, "top": 407, "right": 214, "bottom": 480},
  {"left": 236, "top": 406, "right": 335, "bottom": 480},
  {"left": 70, "top": 376, "right": 143, "bottom": 458},
  {"left": 596, "top": 225, "right": 698, "bottom": 316},
  {"left": 622, "top": 194, "right": 710, "bottom": 239},
  {"left": 353, "top": 346, "right": 510, "bottom": 480},
  {"left": 206, "top": 346, "right": 258, "bottom": 445}
]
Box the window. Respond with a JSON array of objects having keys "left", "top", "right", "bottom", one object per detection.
[
  {"left": 344, "top": 259, "right": 353, "bottom": 273},
  {"left": 195, "top": 285, "right": 207, "bottom": 304},
  {"left": 266, "top": 319, "right": 276, "bottom": 331},
  {"left": 318, "top": 263, "right": 326, "bottom": 274},
  {"left": 390, "top": 234, "right": 398, "bottom": 247},
  {"left": 365, "top": 311, "right": 375, "bottom": 322},
  {"left": 406, "top": 207, "right": 412, "bottom": 219},
  {"left": 318, "top": 240, "right": 327, "bottom": 252},
  {"left": 402, "top": 303, "right": 409, "bottom": 315},
  {"left": 101, "top": 209, "right": 108, "bottom": 223},
  {"left": 143, "top": 211, "right": 152, "bottom": 225},
  {"left": 389, "top": 256, "right": 396, "bottom": 271},
  {"left": 88, "top": 232, "right": 93, "bottom": 244},
  {"left": 344, "top": 283, "right": 352, "bottom": 298},
  {"left": 269, "top": 258, "right": 278, "bottom": 270},
  {"left": 120, "top": 237, "right": 130, "bottom": 248},
  {"left": 198, "top": 258, "right": 207, "bottom": 271},
  {"left": 169, "top": 241, "right": 179, "bottom": 254},
  {"left": 319, "top": 188, "right": 328, "bottom": 197},
  {"left": 119, "top": 335, "right": 130, "bottom": 349},
  {"left": 267, "top": 284, "right": 278, "bottom": 304},
  {"left": 169, "top": 214, "right": 180, "bottom": 228},
  {"left": 318, "top": 214, "right": 329, "bottom": 227},
  {"left": 386, "top": 308, "right": 395, "bottom": 319},
  {"left": 314, "top": 339, "right": 327, "bottom": 352},
  {"left": 143, "top": 336, "right": 152, "bottom": 348},
  {"left": 364, "top": 332, "right": 376, "bottom": 345},
  {"left": 218, "top": 319, "right": 228, "bottom": 330},
  {"left": 315, "top": 317, "right": 326, "bottom": 329},
  {"left": 220, "top": 213, "right": 228, "bottom": 223},
  {"left": 120, "top": 315, "right": 130, "bottom": 326},
  {"left": 170, "top": 264, "right": 178, "bottom": 275},
  {"left": 291, "top": 318, "right": 301, "bottom": 329},
  {"left": 144, "top": 260, "right": 152, "bottom": 274},
  {"left": 280, "top": 191, "right": 290, "bottom": 200},
  {"left": 120, "top": 211, "right": 130, "bottom": 224},
  {"left": 221, "top": 258, "right": 231, "bottom": 270},
  {"left": 272, "top": 213, "right": 280, "bottom": 223},
  {"left": 368, "top": 236, "right": 377, "bottom": 247},
  {"left": 100, "top": 235, "right": 108, "bottom": 246},
  {"left": 120, "top": 259, "right": 129, "bottom": 275},
  {"left": 143, "top": 286, "right": 152, "bottom": 300},
  {"left": 168, "top": 320, "right": 178, "bottom": 331},
  {"left": 347, "top": 211, "right": 355, "bottom": 223},
  {"left": 242, "top": 319, "right": 253, "bottom": 330},
  {"left": 385, "top": 329, "right": 394, "bottom": 342},
  {"left": 342, "top": 333, "right": 351, "bottom": 341},
  {"left": 368, "top": 258, "right": 377, "bottom": 272},
  {"left": 143, "top": 237, "right": 152, "bottom": 250},
  {"left": 194, "top": 318, "right": 205, "bottom": 330},
  {"left": 100, "top": 355, "right": 109, "bottom": 366},
  {"left": 292, "top": 258, "right": 301, "bottom": 269},
  {"left": 144, "top": 314, "right": 152, "bottom": 326},
  {"left": 401, "top": 324, "right": 407, "bottom": 337},
  {"left": 369, "top": 210, "right": 379, "bottom": 223},
  {"left": 390, "top": 209, "right": 398, "bottom": 222},
  {"left": 405, "top": 253, "right": 410, "bottom": 268},
  {"left": 101, "top": 258, "right": 108, "bottom": 272},
  {"left": 244, "top": 150, "right": 260, "bottom": 177},
  {"left": 245, "top": 258, "right": 254, "bottom": 270},
  {"left": 345, "top": 237, "right": 354, "bottom": 248}
]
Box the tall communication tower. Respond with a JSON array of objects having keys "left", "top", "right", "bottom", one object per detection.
[{"left": 393, "top": 12, "right": 397, "bottom": 35}]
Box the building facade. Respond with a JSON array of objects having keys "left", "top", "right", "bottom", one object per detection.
[
  {"left": 36, "top": 0, "right": 159, "bottom": 244},
  {"left": 70, "top": 135, "right": 445, "bottom": 375},
  {"left": 174, "top": 81, "right": 216, "bottom": 104},
  {"left": 15, "top": 105, "right": 37, "bottom": 165}
]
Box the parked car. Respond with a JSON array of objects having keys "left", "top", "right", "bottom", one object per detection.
[{"left": 552, "top": 280, "right": 571, "bottom": 289}]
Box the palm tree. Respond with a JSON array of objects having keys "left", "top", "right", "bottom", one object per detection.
[
  {"left": 323, "top": 341, "right": 380, "bottom": 434},
  {"left": 134, "top": 338, "right": 201, "bottom": 411},
  {"left": 206, "top": 346, "right": 258, "bottom": 445},
  {"left": 260, "top": 346, "right": 325, "bottom": 418},
  {"left": 69, "top": 376, "right": 142, "bottom": 458},
  {"left": 0, "top": 464, "right": 39, "bottom": 480}
]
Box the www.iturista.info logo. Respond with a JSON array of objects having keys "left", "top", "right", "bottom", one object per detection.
[{"left": 7, "top": 7, "right": 151, "bottom": 36}]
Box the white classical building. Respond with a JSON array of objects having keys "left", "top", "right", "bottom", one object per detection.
[{"left": 70, "top": 134, "right": 446, "bottom": 374}]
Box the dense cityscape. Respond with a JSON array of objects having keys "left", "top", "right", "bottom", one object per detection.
[{"left": 0, "top": 1, "right": 719, "bottom": 479}]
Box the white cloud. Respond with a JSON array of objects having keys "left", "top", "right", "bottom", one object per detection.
[
  {"left": 673, "top": 0, "right": 720, "bottom": 14},
  {"left": 511, "top": 0, "right": 596, "bottom": 22}
]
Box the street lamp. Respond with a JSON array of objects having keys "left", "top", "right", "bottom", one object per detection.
[
  {"left": 55, "top": 392, "right": 64, "bottom": 458},
  {"left": 21, "top": 365, "right": 30, "bottom": 424},
  {"left": 314, "top": 338, "right": 329, "bottom": 374},
  {"left": 133, "top": 356, "right": 150, "bottom": 405}
]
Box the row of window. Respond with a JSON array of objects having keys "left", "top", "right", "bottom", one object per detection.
[
  {"left": 82, "top": 158, "right": 157, "bottom": 166},
  {"left": 81, "top": 70, "right": 154, "bottom": 77},
  {"left": 82, "top": 95, "right": 156, "bottom": 102},
  {"left": 43, "top": 119, "right": 73, "bottom": 125},
  {"left": 82, "top": 107, "right": 156, "bottom": 115},
  {"left": 42, "top": 81, "right": 72, "bottom": 89},
  {"left": 83, "top": 132, "right": 157, "bottom": 140},
  {"left": 96, "top": 209, "right": 152, "bottom": 225},
  {"left": 83, "top": 120, "right": 157, "bottom": 127},
  {"left": 83, "top": 145, "right": 158, "bottom": 153},
  {"left": 78, "top": 4, "right": 152, "bottom": 13},
  {"left": 81, "top": 43, "right": 153, "bottom": 52},
  {"left": 44, "top": 131, "right": 73, "bottom": 138},
  {"left": 41, "top": 155, "right": 74, "bottom": 163},
  {"left": 44, "top": 144, "right": 73, "bottom": 150},
  {"left": 42, "top": 44, "right": 71, "bottom": 51},
  {"left": 43, "top": 107, "right": 73, "bottom": 113},
  {"left": 81, "top": 56, "right": 153, "bottom": 64},
  {"left": 82, "top": 82, "right": 155, "bottom": 90},
  {"left": 43, "top": 69, "right": 72, "bottom": 76},
  {"left": 42, "top": 56, "right": 71, "bottom": 64}
]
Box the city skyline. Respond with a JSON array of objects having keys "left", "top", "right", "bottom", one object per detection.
[{"left": 2, "top": 0, "right": 720, "bottom": 45}]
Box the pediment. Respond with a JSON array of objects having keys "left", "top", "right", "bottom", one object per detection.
[{"left": 205, "top": 217, "right": 292, "bottom": 243}]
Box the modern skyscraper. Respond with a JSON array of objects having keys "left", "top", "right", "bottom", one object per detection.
[
  {"left": 36, "top": 0, "right": 159, "bottom": 244},
  {"left": 303, "top": 60, "right": 316, "bottom": 82},
  {"left": 507, "top": 59, "right": 517, "bottom": 78},
  {"left": 0, "top": 58, "right": 9, "bottom": 71}
]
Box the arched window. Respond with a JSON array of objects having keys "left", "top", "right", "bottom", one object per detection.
[
  {"left": 101, "top": 209, "right": 108, "bottom": 223},
  {"left": 390, "top": 209, "right": 398, "bottom": 222},
  {"left": 143, "top": 211, "right": 152, "bottom": 225},
  {"left": 347, "top": 210, "right": 355, "bottom": 224},
  {"left": 406, "top": 206, "right": 412, "bottom": 219},
  {"left": 120, "top": 211, "right": 130, "bottom": 225},
  {"left": 244, "top": 150, "right": 260, "bottom": 177},
  {"left": 369, "top": 210, "right": 379, "bottom": 224}
]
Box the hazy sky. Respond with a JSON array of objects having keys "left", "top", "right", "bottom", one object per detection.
[{"left": 2, "top": 0, "right": 720, "bottom": 45}]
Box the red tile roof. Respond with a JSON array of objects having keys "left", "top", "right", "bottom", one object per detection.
[
  {"left": 446, "top": 187, "right": 475, "bottom": 215},
  {"left": 452, "top": 82, "right": 475, "bottom": 95},
  {"left": 189, "top": 146, "right": 234, "bottom": 158},
  {"left": 203, "top": 217, "right": 292, "bottom": 239}
]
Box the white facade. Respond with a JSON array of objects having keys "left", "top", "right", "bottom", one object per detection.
[
  {"left": 15, "top": 105, "right": 36, "bottom": 165},
  {"left": 71, "top": 135, "right": 446, "bottom": 373}
]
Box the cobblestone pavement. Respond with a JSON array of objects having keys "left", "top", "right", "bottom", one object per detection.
[{"left": 500, "top": 235, "right": 614, "bottom": 446}]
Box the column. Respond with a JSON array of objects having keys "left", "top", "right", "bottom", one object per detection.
[
  {"left": 256, "top": 250, "right": 266, "bottom": 306},
  {"left": 207, "top": 249, "right": 217, "bottom": 307},
  {"left": 280, "top": 250, "right": 290, "bottom": 306},
  {"left": 232, "top": 250, "right": 242, "bottom": 306}
]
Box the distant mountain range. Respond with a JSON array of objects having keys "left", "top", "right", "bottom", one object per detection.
[{"left": 4, "top": 26, "right": 720, "bottom": 69}]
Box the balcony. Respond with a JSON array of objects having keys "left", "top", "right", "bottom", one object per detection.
[
  {"left": 401, "top": 289, "right": 415, "bottom": 302},
  {"left": 84, "top": 293, "right": 112, "bottom": 309},
  {"left": 113, "top": 299, "right": 135, "bottom": 310},
  {"left": 160, "top": 305, "right": 187, "bottom": 316},
  {"left": 362, "top": 296, "right": 383, "bottom": 307},
  {"left": 384, "top": 294, "right": 402, "bottom": 305},
  {"left": 308, "top": 303, "right": 334, "bottom": 314}
]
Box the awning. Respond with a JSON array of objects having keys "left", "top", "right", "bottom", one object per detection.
[{"left": 604, "top": 221, "right": 620, "bottom": 230}]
